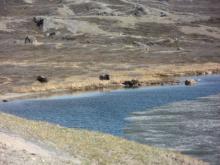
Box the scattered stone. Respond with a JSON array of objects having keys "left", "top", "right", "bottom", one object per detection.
[
  {"left": 132, "top": 4, "right": 147, "bottom": 17},
  {"left": 36, "top": 76, "right": 48, "bottom": 83},
  {"left": 153, "top": 38, "right": 175, "bottom": 45},
  {"left": 196, "top": 71, "right": 204, "bottom": 76},
  {"left": 57, "top": 5, "right": 75, "bottom": 16},
  {"left": 24, "top": 35, "right": 37, "bottom": 44},
  {"left": 160, "top": 12, "right": 167, "bottom": 17},
  {"left": 33, "top": 17, "right": 44, "bottom": 28},
  {"left": 123, "top": 80, "right": 141, "bottom": 88},
  {"left": 185, "top": 79, "right": 197, "bottom": 86},
  {"left": 99, "top": 74, "right": 110, "bottom": 80},
  {"left": 174, "top": 38, "right": 180, "bottom": 49},
  {"left": 177, "top": 47, "right": 184, "bottom": 51},
  {"left": 62, "top": 35, "right": 76, "bottom": 41},
  {"left": 205, "top": 71, "right": 212, "bottom": 75},
  {"left": 133, "top": 41, "right": 150, "bottom": 52},
  {"left": 97, "top": 11, "right": 115, "bottom": 16}
]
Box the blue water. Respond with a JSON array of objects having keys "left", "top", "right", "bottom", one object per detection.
[{"left": 0, "top": 75, "right": 220, "bottom": 136}]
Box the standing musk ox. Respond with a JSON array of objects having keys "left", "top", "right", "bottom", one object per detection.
[
  {"left": 123, "top": 80, "right": 141, "bottom": 88},
  {"left": 99, "top": 74, "right": 110, "bottom": 80}
]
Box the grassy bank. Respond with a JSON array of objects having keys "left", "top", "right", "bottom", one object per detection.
[
  {"left": 0, "top": 112, "right": 207, "bottom": 165},
  {"left": 14, "top": 63, "right": 220, "bottom": 94},
  {"left": 1, "top": 62, "right": 220, "bottom": 101}
]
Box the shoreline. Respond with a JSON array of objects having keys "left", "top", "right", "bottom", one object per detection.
[
  {"left": 0, "top": 112, "right": 208, "bottom": 165},
  {"left": 0, "top": 78, "right": 179, "bottom": 101},
  {"left": 1, "top": 66, "right": 220, "bottom": 102},
  {"left": 1, "top": 0, "right": 219, "bottom": 163},
  {"left": 1, "top": 66, "right": 218, "bottom": 165}
]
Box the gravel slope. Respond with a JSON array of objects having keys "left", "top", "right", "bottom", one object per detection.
[{"left": 0, "top": 132, "right": 81, "bottom": 165}]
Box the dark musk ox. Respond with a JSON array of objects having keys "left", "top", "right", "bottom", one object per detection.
[
  {"left": 123, "top": 80, "right": 141, "bottom": 88},
  {"left": 185, "top": 79, "right": 197, "bottom": 86},
  {"left": 99, "top": 74, "right": 110, "bottom": 80},
  {"left": 36, "top": 76, "right": 48, "bottom": 83},
  {"left": 33, "top": 17, "right": 44, "bottom": 28}
]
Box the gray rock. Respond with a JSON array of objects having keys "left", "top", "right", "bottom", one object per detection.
[
  {"left": 132, "top": 4, "right": 148, "bottom": 17},
  {"left": 160, "top": 12, "right": 167, "bottom": 17}
]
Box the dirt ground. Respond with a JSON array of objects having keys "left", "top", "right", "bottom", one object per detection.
[
  {"left": 0, "top": 0, "right": 220, "bottom": 97},
  {"left": 0, "top": 132, "right": 81, "bottom": 165}
]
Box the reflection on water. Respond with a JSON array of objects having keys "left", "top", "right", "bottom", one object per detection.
[{"left": 124, "top": 94, "right": 220, "bottom": 165}]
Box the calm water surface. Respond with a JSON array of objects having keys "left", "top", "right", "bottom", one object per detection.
[{"left": 0, "top": 75, "right": 220, "bottom": 164}]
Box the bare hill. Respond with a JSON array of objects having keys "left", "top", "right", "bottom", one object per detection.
[{"left": 0, "top": 0, "right": 220, "bottom": 94}]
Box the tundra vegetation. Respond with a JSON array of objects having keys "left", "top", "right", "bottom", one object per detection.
[
  {"left": 0, "top": 0, "right": 220, "bottom": 164},
  {"left": 0, "top": 0, "right": 220, "bottom": 97}
]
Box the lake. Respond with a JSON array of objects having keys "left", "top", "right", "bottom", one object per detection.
[{"left": 0, "top": 75, "right": 220, "bottom": 164}]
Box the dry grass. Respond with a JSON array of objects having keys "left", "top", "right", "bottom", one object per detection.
[
  {"left": 0, "top": 112, "right": 207, "bottom": 165},
  {"left": 13, "top": 62, "right": 220, "bottom": 94}
]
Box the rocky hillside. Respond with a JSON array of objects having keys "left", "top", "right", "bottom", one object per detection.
[{"left": 0, "top": 0, "right": 220, "bottom": 94}]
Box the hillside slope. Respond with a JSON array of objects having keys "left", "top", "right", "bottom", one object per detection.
[{"left": 0, "top": 0, "right": 220, "bottom": 95}]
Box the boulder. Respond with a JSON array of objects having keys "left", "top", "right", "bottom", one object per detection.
[
  {"left": 2, "top": 100, "right": 8, "bottom": 102},
  {"left": 62, "top": 35, "right": 76, "bottom": 41},
  {"left": 160, "top": 12, "right": 167, "bottom": 17},
  {"left": 123, "top": 80, "right": 141, "bottom": 88},
  {"left": 36, "top": 76, "right": 48, "bottom": 83},
  {"left": 177, "top": 47, "right": 184, "bottom": 51},
  {"left": 132, "top": 4, "right": 147, "bottom": 17},
  {"left": 185, "top": 79, "right": 197, "bottom": 86},
  {"left": 99, "top": 74, "right": 110, "bottom": 80}
]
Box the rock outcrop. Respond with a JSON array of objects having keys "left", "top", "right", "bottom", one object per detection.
[{"left": 132, "top": 4, "right": 148, "bottom": 17}]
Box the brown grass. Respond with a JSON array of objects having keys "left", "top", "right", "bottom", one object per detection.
[
  {"left": 0, "top": 112, "right": 207, "bottom": 165},
  {"left": 13, "top": 62, "right": 220, "bottom": 94}
]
